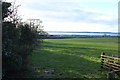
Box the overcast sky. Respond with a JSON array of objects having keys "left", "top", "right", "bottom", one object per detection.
[{"left": 7, "top": 0, "right": 119, "bottom": 32}]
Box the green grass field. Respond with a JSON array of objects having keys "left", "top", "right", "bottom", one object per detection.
[{"left": 28, "top": 37, "right": 118, "bottom": 78}]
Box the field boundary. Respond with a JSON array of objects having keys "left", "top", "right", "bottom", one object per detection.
[
  {"left": 101, "top": 52, "right": 120, "bottom": 79},
  {"left": 101, "top": 52, "right": 120, "bottom": 71}
]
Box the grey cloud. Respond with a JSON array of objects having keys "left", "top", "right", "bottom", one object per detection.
[{"left": 23, "top": 0, "right": 117, "bottom": 26}]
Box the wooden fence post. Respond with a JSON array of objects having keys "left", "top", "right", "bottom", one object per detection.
[{"left": 101, "top": 52, "right": 105, "bottom": 68}]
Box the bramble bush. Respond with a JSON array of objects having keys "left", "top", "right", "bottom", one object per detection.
[{"left": 2, "top": 1, "right": 44, "bottom": 78}]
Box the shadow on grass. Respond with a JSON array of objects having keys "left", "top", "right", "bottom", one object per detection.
[
  {"left": 29, "top": 47, "right": 108, "bottom": 78},
  {"left": 28, "top": 39, "right": 118, "bottom": 78},
  {"left": 43, "top": 41, "right": 117, "bottom": 50},
  {"left": 43, "top": 41, "right": 117, "bottom": 57}
]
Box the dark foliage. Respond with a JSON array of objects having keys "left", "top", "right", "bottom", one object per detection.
[
  {"left": 2, "top": 2, "right": 11, "bottom": 20},
  {"left": 2, "top": 1, "right": 42, "bottom": 78}
]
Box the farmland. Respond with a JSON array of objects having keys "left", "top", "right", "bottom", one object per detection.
[{"left": 28, "top": 37, "right": 118, "bottom": 78}]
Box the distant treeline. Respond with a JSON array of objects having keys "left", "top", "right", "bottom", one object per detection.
[
  {"left": 47, "top": 31, "right": 119, "bottom": 34},
  {"left": 39, "top": 35, "right": 119, "bottom": 39}
]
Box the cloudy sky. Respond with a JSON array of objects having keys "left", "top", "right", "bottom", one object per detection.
[{"left": 7, "top": 0, "right": 119, "bottom": 32}]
